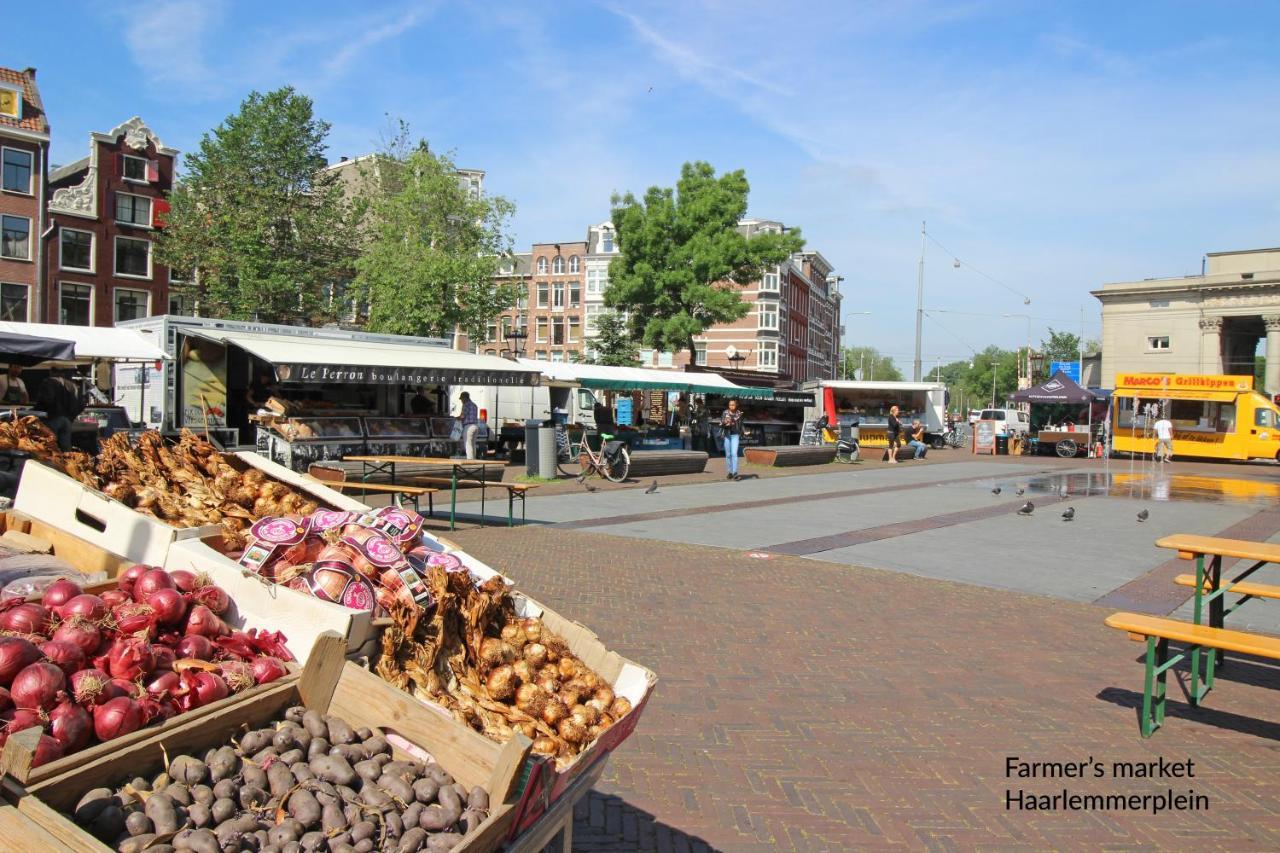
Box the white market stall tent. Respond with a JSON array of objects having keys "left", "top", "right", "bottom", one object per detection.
[
  {"left": 516, "top": 358, "right": 773, "bottom": 397},
  {"left": 0, "top": 321, "right": 168, "bottom": 362}
]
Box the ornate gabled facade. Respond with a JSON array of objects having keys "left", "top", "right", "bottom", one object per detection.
[{"left": 0, "top": 66, "right": 49, "bottom": 322}]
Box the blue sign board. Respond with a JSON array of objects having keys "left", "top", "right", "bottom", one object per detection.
[
  {"left": 1050, "top": 361, "right": 1081, "bottom": 383},
  {"left": 615, "top": 397, "right": 633, "bottom": 426}
]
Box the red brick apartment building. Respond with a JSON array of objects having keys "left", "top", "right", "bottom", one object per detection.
[{"left": 0, "top": 67, "right": 49, "bottom": 322}]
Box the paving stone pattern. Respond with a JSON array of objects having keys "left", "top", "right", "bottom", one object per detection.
[{"left": 452, "top": 526, "right": 1280, "bottom": 851}]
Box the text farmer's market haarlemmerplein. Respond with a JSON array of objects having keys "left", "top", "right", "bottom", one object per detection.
[{"left": 1004, "top": 756, "right": 1209, "bottom": 815}]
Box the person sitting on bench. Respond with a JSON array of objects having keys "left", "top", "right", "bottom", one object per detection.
[{"left": 906, "top": 419, "right": 928, "bottom": 460}]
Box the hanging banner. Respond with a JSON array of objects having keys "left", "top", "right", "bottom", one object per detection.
[{"left": 272, "top": 363, "right": 540, "bottom": 387}]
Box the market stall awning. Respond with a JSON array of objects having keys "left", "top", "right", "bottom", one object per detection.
[
  {"left": 518, "top": 359, "right": 774, "bottom": 397},
  {"left": 0, "top": 322, "right": 167, "bottom": 361},
  {"left": 0, "top": 330, "right": 76, "bottom": 366},
  {"left": 1113, "top": 388, "right": 1239, "bottom": 402},
  {"left": 1009, "top": 371, "right": 1097, "bottom": 404},
  {"left": 187, "top": 329, "right": 540, "bottom": 386}
]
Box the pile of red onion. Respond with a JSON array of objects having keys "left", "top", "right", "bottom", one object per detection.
[{"left": 0, "top": 565, "right": 292, "bottom": 768}]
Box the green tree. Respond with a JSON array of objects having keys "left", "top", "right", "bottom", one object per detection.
[
  {"left": 607, "top": 162, "right": 804, "bottom": 361},
  {"left": 156, "top": 87, "right": 358, "bottom": 323},
  {"left": 932, "top": 348, "right": 1020, "bottom": 408},
  {"left": 355, "top": 126, "right": 518, "bottom": 341},
  {"left": 588, "top": 312, "right": 641, "bottom": 366},
  {"left": 837, "top": 346, "right": 902, "bottom": 381},
  {"left": 1039, "top": 328, "right": 1083, "bottom": 366}
]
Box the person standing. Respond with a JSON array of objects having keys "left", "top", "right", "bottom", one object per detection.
[
  {"left": 36, "top": 369, "right": 82, "bottom": 451},
  {"left": 457, "top": 391, "right": 480, "bottom": 460},
  {"left": 0, "top": 365, "right": 28, "bottom": 405},
  {"left": 906, "top": 419, "right": 928, "bottom": 460},
  {"left": 721, "top": 398, "right": 743, "bottom": 480},
  {"left": 1153, "top": 414, "right": 1174, "bottom": 463},
  {"left": 410, "top": 387, "right": 434, "bottom": 416},
  {"left": 886, "top": 405, "right": 902, "bottom": 464}
]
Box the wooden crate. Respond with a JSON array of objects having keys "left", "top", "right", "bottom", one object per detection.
[{"left": 6, "top": 633, "right": 532, "bottom": 853}]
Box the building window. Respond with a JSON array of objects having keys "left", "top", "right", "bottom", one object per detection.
[
  {"left": 536, "top": 257, "right": 547, "bottom": 274},
  {"left": 486, "top": 321, "right": 498, "bottom": 343},
  {"left": 568, "top": 256, "right": 579, "bottom": 273},
  {"left": 585, "top": 303, "right": 603, "bottom": 332},
  {"left": 535, "top": 317, "right": 548, "bottom": 343},
  {"left": 2, "top": 148, "right": 33, "bottom": 194},
  {"left": 586, "top": 267, "right": 607, "bottom": 296},
  {"left": 1147, "top": 336, "right": 1170, "bottom": 351},
  {"left": 0, "top": 87, "right": 20, "bottom": 119},
  {"left": 552, "top": 256, "right": 564, "bottom": 274},
  {"left": 534, "top": 350, "right": 547, "bottom": 360},
  {"left": 115, "top": 237, "right": 152, "bottom": 279},
  {"left": 550, "top": 351, "right": 564, "bottom": 363},
  {"left": 761, "top": 267, "right": 780, "bottom": 292},
  {"left": 0, "top": 283, "right": 28, "bottom": 321},
  {"left": 114, "top": 288, "right": 150, "bottom": 322},
  {"left": 694, "top": 345, "right": 707, "bottom": 365},
  {"left": 567, "top": 316, "right": 581, "bottom": 343},
  {"left": 60, "top": 283, "right": 93, "bottom": 326},
  {"left": 1149, "top": 300, "right": 1170, "bottom": 308},
  {"left": 657, "top": 351, "right": 673, "bottom": 367},
  {"left": 516, "top": 291, "right": 528, "bottom": 310},
  {"left": 552, "top": 281, "right": 565, "bottom": 309},
  {"left": 758, "top": 342, "right": 778, "bottom": 369},
  {"left": 60, "top": 229, "right": 94, "bottom": 272},
  {"left": 0, "top": 215, "right": 30, "bottom": 260},
  {"left": 639, "top": 349, "right": 654, "bottom": 365},
  {"left": 601, "top": 229, "right": 613, "bottom": 253},
  {"left": 552, "top": 318, "right": 565, "bottom": 345},
  {"left": 115, "top": 193, "right": 153, "bottom": 227},
  {"left": 568, "top": 281, "right": 580, "bottom": 308},
  {"left": 122, "top": 155, "right": 149, "bottom": 183},
  {"left": 759, "top": 303, "right": 779, "bottom": 330},
  {"left": 169, "top": 292, "right": 194, "bottom": 316},
  {"left": 536, "top": 281, "right": 549, "bottom": 308}
]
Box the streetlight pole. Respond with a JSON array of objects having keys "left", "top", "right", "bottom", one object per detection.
[{"left": 914, "top": 221, "right": 925, "bottom": 381}]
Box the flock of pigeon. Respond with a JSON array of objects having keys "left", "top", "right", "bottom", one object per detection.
[{"left": 993, "top": 484, "right": 1149, "bottom": 523}]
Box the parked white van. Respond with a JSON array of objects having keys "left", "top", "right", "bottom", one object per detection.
[{"left": 979, "top": 408, "right": 1030, "bottom": 435}]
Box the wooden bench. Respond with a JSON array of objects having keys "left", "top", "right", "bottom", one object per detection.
[
  {"left": 1104, "top": 611, "right": 1280, "bottom": 736},
  {"left": 408, "top": 477, "right": 540, "bottom": 527},
  {"left": 743, "top": 446, "right": 837, "bottom": 467},
  {"left": 306, "top": 464, "right": 438, "bottom": 516},
  {"left": 625, "top": 450, "right": 708, "bottom": 477}
]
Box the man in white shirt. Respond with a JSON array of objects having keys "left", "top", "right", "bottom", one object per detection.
[{"left": 1153, "top": 416, "right": 1174, "bottom": 463}]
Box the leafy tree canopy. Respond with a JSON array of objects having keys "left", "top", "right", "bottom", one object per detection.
[{"left": 838, "top": 346, "right": 903, "bottom": 381}]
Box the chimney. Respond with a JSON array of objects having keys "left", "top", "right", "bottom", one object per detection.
[
  {"left": 23, "top": 67, "right": 36, "bottom": 77},
  {"left": 339, "top": 156, "right": 349, "bottom": 162}
]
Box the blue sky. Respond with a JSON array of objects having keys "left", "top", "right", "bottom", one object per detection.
[{"left": 6, "top": 1, "right": 1280, "bottom": 372}]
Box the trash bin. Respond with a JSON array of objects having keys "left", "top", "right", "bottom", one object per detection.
[
  {"left": 995, "top": 435, "right": 1009, "bottom": 456},
  {"left": 524, "top": 420, "right": 543, "bottom": 477},
  {"left": 537, "top": 422, "right": 557, "bottom": 479}
]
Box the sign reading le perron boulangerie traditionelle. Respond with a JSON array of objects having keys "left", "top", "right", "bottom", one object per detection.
[{"left": 275, "top": 363, "right": 540, "bottom": 387}]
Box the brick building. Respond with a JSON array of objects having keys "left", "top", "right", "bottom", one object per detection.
[
  {"left": 45, "top": 117, "right": 178, "bottom": 325},
  {"left": 0, "top": 67, "right": 49, "bottom": 322}
]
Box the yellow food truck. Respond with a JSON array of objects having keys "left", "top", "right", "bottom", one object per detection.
[{"left": 1111, "top": 373, "right": 1280, "bottom": 462}]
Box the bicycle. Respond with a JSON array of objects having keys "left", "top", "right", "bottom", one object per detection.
[
  {"left": 556, "top": 426, "right": 630, "bottom": 482},
  {"left": 944, "top": 427, "right": 967, "bottom": 449}
]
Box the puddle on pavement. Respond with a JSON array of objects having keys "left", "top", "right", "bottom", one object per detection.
[{"left": 991, "top": 468, "right": 1280, "bottom": 507}]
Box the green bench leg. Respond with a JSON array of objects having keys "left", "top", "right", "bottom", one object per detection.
[
  {"left": 508, "top": 491, "right": 514, "bottom": 528},
  {"left": 1141, "top": 636, "right": 1172, "bottom": 737}
]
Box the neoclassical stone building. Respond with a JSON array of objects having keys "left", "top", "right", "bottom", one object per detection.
[{"left": 1093, "top": 248, "right": 1280, "bottom": 394}]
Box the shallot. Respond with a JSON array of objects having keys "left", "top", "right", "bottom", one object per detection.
[
  {"left": 100, "top": 589, "right": 131, "bottom": 608},
  {"left": 145, "top": 669, "right": 180, "bottom": 696},
  {"left": 145, "top": 588, "right": 186, "bottom": 626},
  {"left": 0, "top": 636, "right": 41, "bottom": 685},
  {"left": 175, "top": 634, "right": 213, "bottom": 660},
  {"left": 48, "top": 699, "right": 92, "bottom": 752},
  {"left": 110, "top": 602, "right": 155, "bottom": 638},
  {"left": 0, "top": 707, "right": 42, "bottom": 746},
  {"left": 10, "top": 661, "right": 66, "bottom": 710},
  {"left": 0, "top": 686, "right": 10, "bottom": 712},
  {"left": 184, "top": 604, "right": 227, "bottom": 638},
  {"left": 151, "top": 644, "right": 176, "bottom": 671},
  {"left": 181, "top": 671, "right": 229, "bottom": 709},
  {"left": 58, "top": 594, "right": 107, "bottom": 623},
  {"left": 40, "top": 578, "right": 82, "bottom": 610},
  {"left": 39, "top": 640, "right": 86, "bottom": 677},
  {"left": 219, "top": 660, "right": 253, "bottom": 692},
  {"left": 93, "top": 696, "right": 144, "bottom": 741}
]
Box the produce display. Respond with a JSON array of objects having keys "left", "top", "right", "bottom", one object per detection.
[
  {"left": 0, "top": 568, "right": 291, "bottom": 767},
  {"left": 67, "top": 705, "right": 492, "bottom": 852},
  {"left": 0, "top": 419, "right": 324, "bottom": 547}
]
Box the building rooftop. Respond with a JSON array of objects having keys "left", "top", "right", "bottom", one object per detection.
[{"left": 0, "top": 66, "right": 49, "bottom": 136}]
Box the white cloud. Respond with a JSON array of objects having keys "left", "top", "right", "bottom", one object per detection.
[{"left": 122, "top": 0, "right": 226, "bottom": 97}]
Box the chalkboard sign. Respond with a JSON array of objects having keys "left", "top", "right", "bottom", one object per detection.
[
  {"left": 974, "top": 420, "right": 997, "bottom": 455},
  {"left": 799, "top": 419, "right": 823, "bottom": 447}
]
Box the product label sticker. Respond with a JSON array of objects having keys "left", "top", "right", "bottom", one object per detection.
[
  {"left": 239, "top": 542, "right": 280, "bottom": 573},
  {"left": 249, "top": 515, "right": 310, "bottom": 546},
  {"left": 396, "top": 566, "right": 434, "bottom": 607},
  {"left": 309, "top": 509, "right": 355, "bottom": 532},
  {"left": 426, "top": 552, "right": 465, "bottom": 573},
  {"left": 343, "top": 530, "right": 404, "bottom": 568}
]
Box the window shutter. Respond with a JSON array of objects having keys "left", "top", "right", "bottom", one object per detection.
[
  {"left": 153, "top": 199, "right": 170, "bottom": 228},
  {"left": 146, "top": 160, "right": 160, "bottom": 182}
]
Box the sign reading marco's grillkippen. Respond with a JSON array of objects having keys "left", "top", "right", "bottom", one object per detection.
[{"left": 275, "top": 364, "right": 541, "bottom": 386}]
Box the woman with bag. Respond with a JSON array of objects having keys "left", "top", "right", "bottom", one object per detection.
[
  {"left": 721, "top": 398, "right": 743, "bottom": 480},
  {"left": 885, "top": 404, "right": 902, "bottom": 464}
]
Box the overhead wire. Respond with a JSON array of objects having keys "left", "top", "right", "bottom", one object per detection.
[{"left": 923, "top": 230, "right": 1034, "bottom": 305}]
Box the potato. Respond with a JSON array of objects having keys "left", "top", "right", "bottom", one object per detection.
[
  {"left": 292, "top": 763, "right": 315, "bottom": 784},
  {"left": 352, "top": 758, "right": 381, "bottom": 783},
  {"left": 145, "top": 793, "right": 179, "bottom": 835},
  {"left": 362, "top": 735, "right": 389, "bottom": 757},
  {"left": 129, "top": 776, "right": 151, "bottom": 792},
  {"left": 210, "top": 797, "right": 237, "bottom": 825},
  {"left": 310, "top": 754, "right": 356, "bottom": 787},
  {"left": 426, "top": 766, "right": 453, "bottom": 786},
  {"left": 168, "top": 755, "right": 209, "bottom": 787},
  {"left": 418, "top": 805, "right": 451, "bottom": 831},
  {"left": 385, "top": 812, "right": 404, "bottom": 838},
  {"left": 306, "top": 737, "right": 330, "bottom": 761},
  {"left": 89, "top": 804, "right": 125, "bottom": 842},
  {"left": 238, "top": 729, "right": 274, "bottom": 756},
  {"left": 329, "top": 744, "right": 365, "bottom": 764},
  {"left": 152, "top": 772, "right": 172, "bottom": 791},
  {"left": 377, "top": 774, "right": 414, "bottom": 804},
  {"left": 190, "top": 784, "right": 214, "bottom": 806},
  {"left": 239, "top": 784, "right": 269, "bottom": 810},
  {"left": 242, "top": 764, "right": 269, "bottom": 791},
  {"left": 299, "top": 830, "right": 327, "bottom": 851},
  {"left": 288, "top": 788, "right": 322, "bottom": 829},
  {"left": 119, "top": 834, "right": 157, "bottom": 853},
  {"left": 320, "top": 800, "right": 346, "bottom": 834},
  {"left": 383, "top": 761, "right": 417, "bottom": 782},
  {"left": 397, "top": 827, "right": 427, "bottom": 852},
  {"left": 284, "top": 705, "right": 307, "bottom": 723},
  {"left": 437, "top": 785, "right": 461, "bottom": 816},
  {"left": 325, "top": 715, "right": 357, "bottom": 745},
  {"left": 164, "top": 783, "right": 193, "bottom": 806},
  {"left": 412, "top": 779, "right": 438, "bottom": 805},
  {"left": 359, "top": 785, "right": 392, "bottom": 810},
  {"left": 73, "top": 788, "right": 116, "bottom": 825},
  {"left": 273, "top": 726, "right": 302, "bottom": 752},
  {"left": 349, "top": 819, "right": 376, "bottom": 843},
  {"left": 181, "top": 827, "right": 220, "bottom": 853},
  {"left": 208, "top": 746, "right": 240, "bottom": 782},
  {"left": 187, "top": 802, "right": 212, "bottom": 829},
  {"left": 267, "top": 761, "right": 296, "bottom": 798},
  {"left": 461, "top": 808, "right": 487, "bottom": 835},
  {"left": 267, "top": 820, "right": 302, "bottom": 846},
  {"left": 467, "top": 787, "right": 489, "bottom": 812},
  {"left": 353, "top": 841, "right": 374, "bottom": 853},
  {"left": 252, "top": 746, "right": 280, "bottom": 765},
  {"left": 125, "top": 810, "right": 153, "bottom": 837},
  {"left": 426, "top": 833, "right": 463, "bottom": 852},
  {"left": 355, "top": 726, "right": 373, "bottom": 741},
  {"left": 211, "top": 778, "right": 237, "bottom": 801}
]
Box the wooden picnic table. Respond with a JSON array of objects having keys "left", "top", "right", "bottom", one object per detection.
[
  {"left": 1155, "top": 533, "right": 1280, "bottom": 699},
  {"left": 343, "top": 455, "right": 508, "bottom": 530}
]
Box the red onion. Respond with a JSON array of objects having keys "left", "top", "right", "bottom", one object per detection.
[
  {"left": 0, "top": 603, "right": 50, "bottom": 636},
  {"left": 169, "top": 569, "right": 197, "bottom": 592},
  {"left": 48, "top": 699, "right": 91, "bottom": 752},
  {"left": 38, "top": 640, "right": 86, "bottom": 678},
  {"left": 107, "top": 638, "right": 155, "bottom": 681},
  {"left": 134, "top": 569, "right": 175, "bottom": 602},
  {"left": 0, "top": 636, "right": 41, "bottom": 685},
  {"left": 11, "top": 661, "right": 66, "bottom": 711},
  {"left": 145, "top": 669, "right": 180, "bottom": 696},
  {"left": 69, "top": 668, "right": 111, "bottom": 707},
  {"left": 219, "top": 660, "right": 254, "bottom": 693},
  {"left": 0, "top": 686, "right": 9, "bottom": 712},
  {"left": 151, "top": 645, "right": 176, "bottom": 671},
  {"left": 117, "top": 564, "right": 150, "bottom": 597},
  {"left": 184, "top": 605, "right": 227, "bottom": 638},
  {"left": 175, "top": 635, "right": 214, "bottom": 661},
  {"left": 107, "top": 678, "right": 140, "bottom": 700},
  {"left": 191, "top": 584, "right": 230, "bottom": 615},
  {"left": 0, "top": 707, "right": 42, "bottom": 746},
  {"left": 52, "top": 620, "right": 101, "bottom": 657},
  {"left": 93, "top": 696, "right": 143, "bottom": 741},
  {"left": 30, "top": 733, "right": 64, "bottom": 767},
  {"left": 41, "top": 578, "right": 82, "bottom": 610},
  {"left": 189, "top": 671, "right": 229, "bottom": 707},
  {"left": 58, "top": 594, "right": 107, "bottom": 623},
  {"left": 145, "top": 588, "right": 187, "bottom": 626},
  {"left": 111, "top": 603, "right": 156, "bottom": 638},
  {"left": 100, "top": 589, "right": 131, "bottom": 609},
  {"left": 251, "top": 656, "right": 288, "bottom": 686}
]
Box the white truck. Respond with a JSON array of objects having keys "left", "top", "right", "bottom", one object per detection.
[
  {"left": 805, "top": 379, "right": 950, "bottom": 446},
  {"left": 446, "top": 383, "right": 600, "bottom": 452}
]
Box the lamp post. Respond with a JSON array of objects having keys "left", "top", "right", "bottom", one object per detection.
[{"left": 914, "top": 221, "right": 925, "bottom": 381}]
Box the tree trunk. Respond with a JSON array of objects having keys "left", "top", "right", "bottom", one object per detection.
[{"left": 687, "top": 336, "right": 698, "bottom": 369}]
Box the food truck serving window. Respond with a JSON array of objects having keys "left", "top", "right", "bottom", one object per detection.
[{"left": 1118, "top": 396, "right": 1234, "bottom": 432}]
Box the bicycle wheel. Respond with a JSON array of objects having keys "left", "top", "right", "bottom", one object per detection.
[
  {"left": 1055, "top": 439, "right": 1078, "bottom": 458},
  {"left": 603, "top": 446, "right": 630, "bottom": 482}
]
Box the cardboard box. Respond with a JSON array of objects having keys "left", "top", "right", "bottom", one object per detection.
[{"left": 6, "top": 633, "right": 532, "bottom": 853}]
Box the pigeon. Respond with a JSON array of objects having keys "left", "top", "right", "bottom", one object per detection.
[
  {"left": 576, "top": 473, "right": 586, "bottom": 484},
  {"left": 1137, "top": 508, "right": 1149, "bottom": 522},
  {"left": 1016, "top": 501, "right": 1035, "bottom": 516},
  {"left": 582, "top": 481, "right": 598, "bottom": 493},
  {"left": 1062, "top": 506, "right": 1075, "bottom": 521},
  {"left": 991, "top": 486, "right": 1002, "bottom": 495},
  {"left": 644, "top": 480, "right": 659, "bottom": 494},
  {"left": 1016, "top": 487, "right": 1025, "bottom": 497}
]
